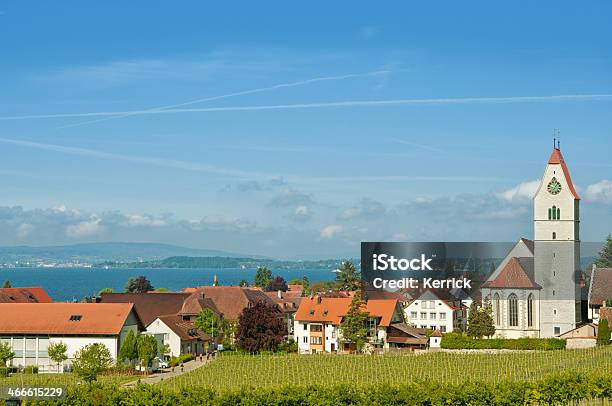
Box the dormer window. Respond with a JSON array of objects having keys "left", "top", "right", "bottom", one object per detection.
[{"left": 69, "top": 315, "right": 82, "bottom": 321}]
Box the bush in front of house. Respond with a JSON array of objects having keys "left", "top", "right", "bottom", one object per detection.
[
  {"left": 0, "top": 367, "right": 9, "bottom": 378},
  {"left": 23, "top": 365, "right": 39, "bottom": 374},
  {"left": 170, "top": 353, "right": 195, "bottom": 366},
  {"left": 441, "top": 332, "right": 566, "bottom": 350}
]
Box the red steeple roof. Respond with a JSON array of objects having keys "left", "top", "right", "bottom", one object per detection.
[{"left": 547, "top": 147, "right": 580, "bottom": 200}]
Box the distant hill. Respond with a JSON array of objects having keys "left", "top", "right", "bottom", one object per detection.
[{"left": 0, "top": 242, "right": 266, "bottom": 263}]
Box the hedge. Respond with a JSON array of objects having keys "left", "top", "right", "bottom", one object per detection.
[
  {"left": 19, "top": 372, "right": 612, "bottom": 405},
  {"left": 170, "top": 353, "right": 195, "bottom": 366},
  {"left": 441, "top": 332, "right": 566, "bottom": 350}
]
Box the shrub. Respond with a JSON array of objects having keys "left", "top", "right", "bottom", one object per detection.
[
  {"left": 0, "top": 367, "right": 9, "bottom": 378},
  {"left": 170, "top": 353, "right": 194, "bottom": 366},
  {"left": 441, "top": 332, "right": 566, "bottom": 350},
  {"left": 23, "top": 365, "right": 38, "bottom": 374}
]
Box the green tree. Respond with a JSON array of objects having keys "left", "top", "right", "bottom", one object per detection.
[
  {"left": 239, "top": 279, "right": 250, "bottom": 287},
  {"left": 97, "top": 287, "right": 114, "bottom": 296},
  {"left": 594, "top": 234, "right": 612, "bottom": 268},
  {"left": 118, "top": 330, "right": 139, "bottom": 367},
  {"left": 124, "top": 276, "right": 154, "bottom": 293},
  {"left": 597, "top": 318, "right": 611, "bottom": 345},
  {"left": 137, "top": 334, "right": 158, "bottom": 372},
  {"left": 0, "top": 342, "right": 15, "bottom": 367},
  {"left": 2, "top": 280, "right": 10, "bottom": 288},
  {"left": 72, "top": 343, "right": 113, "bottom": 384},
  {"left": 467, "top": 300, "right": 496, "bottom": 338},
  {"left": 253, "top": 266, "right": 272, "bottom": 288},
  {"left": 48, "top": 342, "right": 68, "bottom": 373},
  {"left": 335, "top": 260, "right": 361, "bottom": 291},
  {"left": 195, "top": 308, "right": 221, "bottom": 338},
  {"left": 340, "top": 290, "right": 369, "bottom": 352}
]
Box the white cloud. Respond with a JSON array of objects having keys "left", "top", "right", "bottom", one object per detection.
[
  {"left": 125, "top": 214, "right": 167, "bottom": 227},
  {"left": 339, "top": 198, "right": 385, "bottom": 220},
  {"left": 320, "top": 225, "right": 344, "bottom": 239},
  {"left": 289, "top": 205, "right": 312, "bottom": 223},
  {"left": 66, "top": 218, "right": 104, "bottom": 238},
  {"left": 496, "top": 179, "right": 541, "bottom": 203},
  {"left": 584, "top": 180, "right": 612, "bottom": 204},
  {"left": 17, "top": 223, "right": 34, "bottom": 240}
]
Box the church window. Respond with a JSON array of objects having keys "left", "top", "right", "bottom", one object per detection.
[
  {"left": 557, "top": 207, "right": 560, "bottom": 219},
  {"left": 548, "top": 208, "right": 552, "bottom": 220},
  {"left": 527, "top": 294, "right": 534, "bottom": 327},
  {"left": 552, "top": 206, "right": 557, "bottom": 220},
  {"left": 552, "top": 232, "right": 556, "bottom": 240},
  {"left": 493, "top": 293, "right": 500, "bottom": 325},
  {"left": 508, "top": 294, "right": 518, "bottom": 327}
]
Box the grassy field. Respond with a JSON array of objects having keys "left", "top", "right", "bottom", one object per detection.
[{"left": 158, "top": 346, "right": 612, "bottom": 391}]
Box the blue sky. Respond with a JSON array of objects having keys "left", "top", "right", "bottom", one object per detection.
[{"left": 0, "top": 1, "right": 610, "bottom": 259}]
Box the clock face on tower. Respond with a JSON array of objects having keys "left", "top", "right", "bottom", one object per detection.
[{"left": 547, "top": 177, "right": 562, "bottom": 195}]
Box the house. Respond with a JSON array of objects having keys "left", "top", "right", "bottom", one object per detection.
[
  {"left": 100, "top": 292, "right": 193, "bottom": 326},
  {"left": 0, "top": 303, "right": 143, "bottom": 371},
  {"left": 146, "top": 315, "right": 212, "bottom": 357},
  {"left": 0, "top": 287, "right": 52, "bottom": 303},
  {"left": 264, "top": 286, "right": 303, "bottom": 336},
  {"left": 385, "top": 323, "right": 428, "bottom": 350},
  {"left": 587, "top": 266, "right": 612, "bottom": 323},
  {"left": 293, "top": 296, "right": 404, "bottom": 354},
  {"left": 183, "top": 286, "right": 277, "bottom": 321},
  {"left": 429, "top": 330, "right": 442, "bottom": 348},
  {"left": 560, "top": 323, "right": 598, "bottom": 349},
  {"left": 403, "top": 290, "right": 461, "bottom": 333}
]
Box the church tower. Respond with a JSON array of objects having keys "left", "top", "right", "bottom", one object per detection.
[{"left": 533, "top": 142, "right": 581, "bottom": 337}]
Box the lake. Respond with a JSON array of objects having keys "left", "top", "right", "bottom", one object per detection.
[{"left": 0, "top": 267, "right": 336, "bottom": 301}]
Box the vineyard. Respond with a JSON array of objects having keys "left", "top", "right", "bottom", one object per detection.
[
  {"left": 157, "top": 346, "right": 612, "bottom": 391},
  {"left": 1, "top": 371, "right": 135, "bottom": 388}
]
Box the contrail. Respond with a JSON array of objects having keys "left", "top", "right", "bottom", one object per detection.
[
  {"left": 1, "top": 94, "right": 611, "bottom": 122},
  {"left": 0, "top": 137, "right": 503, "bottom": 183},
  {"left": 57, "top": 70, "right": 390, "bottom": 129}
]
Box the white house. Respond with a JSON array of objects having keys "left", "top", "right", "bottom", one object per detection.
[
  {"left": 293, "top": 295, "right": 404, "bottom": 354},
  {"left": 403, "top": 290, "right": 459, "bottom": 333},
  {"left": 146, "top": 315, "right": 212, "bottom": 357},
  {"left": 0, "top": 303, "right": 143, "bottom": 372}
]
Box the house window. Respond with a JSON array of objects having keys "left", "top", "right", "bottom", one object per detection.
[
  {"left": 331, "top": 330, "right": 335, "bottom": 338},
  {"left": 310, "top": 336, "right": 322, "bottom": 345},
  {"left": 493, "top": 293, "right": 500, "bottom": 325},
  {"left": 420, "top": 312, "right": 427, "bottom": 319},
  {"left": 430, "top": 326, "right": 436, "bottom": 330},
  {"left": 554, "top": 326, "right": 561, "bottom": 336},
  {"left": 303, "top": 323, "right": 308, "bottom": 330},
  {"left": 440, "top": 326, "right": 447, "bottom": 333},
  {"left": 303, "top": 336, "right": 307, "bottom": 343},
  {"left": 430, "top": 313, "right": 436, "bottom": 320},
  {"left": 527, "top": 294, "right": 534, "bottom": 327},
  {"left": 429, "top": 301, "right": 435, "bottom": 309},
  {"left": 420, "top": 325, "right": 427, "bottom": 329},
  {"left": 439, "top": 313, "right": 446, "bottom": 320},
  {"left": 508, "top": 294, "right": 518, "bottom": 327},
  {"left": 411, "top": 311, "right": 418, "bottom": 319},
  {"left": 310, "top": 324, "right": 323, "bottom": 332},
  {"left": 420, "top": 301, "right": 426, "bottom": 309}
]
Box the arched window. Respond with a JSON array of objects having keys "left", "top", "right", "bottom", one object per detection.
[
  {"left": 508, "top": 294, "right": 518, "bottom": 327},
  {"left": 493, "top": 293, "right": 500, "bottom": 325},
  {"left": 527, "top": 294, "right": 534, "bottom": 327},
  {"left": 557, "top": 207, "right": 560, "bottom": 219},
  {"left": 552, "top": 206, "right": 557, "bottom": 220}
]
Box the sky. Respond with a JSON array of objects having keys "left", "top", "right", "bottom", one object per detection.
[{"left": 0, "top": 1, "right": 610, "bottom": 259}]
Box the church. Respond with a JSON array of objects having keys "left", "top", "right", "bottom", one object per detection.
[{"left": 482, "top": 143, "right": 582, "bottom": 338}]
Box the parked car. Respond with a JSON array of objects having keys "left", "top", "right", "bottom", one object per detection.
[{"left": 154, "top": 357, "right": 169, "bottom": 369}]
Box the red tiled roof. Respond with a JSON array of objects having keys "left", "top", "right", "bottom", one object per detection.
[
  {"left": 100, "top": 292, "right": 191, "bottom": 326},
  {"left": 589, "top": 268, "right": 612, "bottom": 305},
  {"left": 0, "top": 287, "right": 52, "bottom": 303},
  {"left": 157, "top": 315, "right": 211, "bottom": 342},
  {"left": 190, "top": 286, "right": 276, "bottom": 320},
  {"left": 0, "top": 303, "right": 138, "bottom": 335},
  {"left": 548, "top": 148, "right": 580, "bottom": 200},
  {"left": 294, "top": 296, "right": 398, "bottom": 326},
  {"left": 482, "top": 257, "right": 541, "bottom": 289}
]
